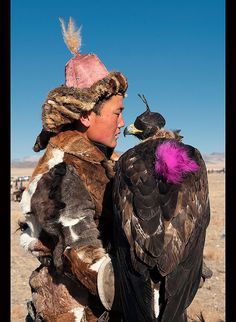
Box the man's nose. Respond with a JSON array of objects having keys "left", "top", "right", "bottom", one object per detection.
[{"left": 118, "top": 114, "right": 125, "bottom": 128}]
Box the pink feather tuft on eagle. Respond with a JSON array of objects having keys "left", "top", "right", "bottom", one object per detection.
[{"left": 155, "top": 141, "right": 200, "bottom": 184}]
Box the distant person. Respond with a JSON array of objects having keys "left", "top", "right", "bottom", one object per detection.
[{"left": 19, "top": 17, "right": 127, "bottom": 321}]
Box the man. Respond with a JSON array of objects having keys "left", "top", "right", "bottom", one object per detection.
[{"left": 19, "top": 17, "right": 127, "bottom": 321}]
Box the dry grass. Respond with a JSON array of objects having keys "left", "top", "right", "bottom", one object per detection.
[{"left": 188, "top": 172, "right": 225, "bottom": 322}]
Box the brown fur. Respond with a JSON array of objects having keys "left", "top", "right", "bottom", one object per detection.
[
  {"left": 29, "top": 260, "right": 105, "bottom": 321},
  {"left": 64, "top": 247, "right": 105, "bottom": 296},
  {"left": 29, "top": 266, "right": 89, "bottom": 320},
  {"left": 23, "top": 131, "right": 116, "bottom": 319},
  {"left": 50, "top": 131, "right": 113, "bottom": 216}
]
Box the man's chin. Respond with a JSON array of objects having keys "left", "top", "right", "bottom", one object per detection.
[
  {"left": 104, "top": 139, "right": 117, "bottom": 149},
  {"left": 110, "top": 141, "right": 117, "bottom": 149}
]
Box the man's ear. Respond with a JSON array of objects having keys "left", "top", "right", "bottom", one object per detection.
[{"left": 80, "top": 113, "right": 93, "bottom": 127}]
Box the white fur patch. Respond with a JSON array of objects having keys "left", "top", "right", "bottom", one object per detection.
[
  {"left": 90, "top": 255, "right": 107, "bottom": 272},
  {"left": 59, "top": 216, "right": 86, "bottom": 227},
  {"left": 21, "top": 148, "right": 64, "bottom": 214},
  {"left": 59, "top": 216, "right": 87, "bottom": 242},
  {"left": 20, "top": 174, "right": 43, "bottom": 214},
  {"left": 153, "top": 288, "right": 160, "bottom": 318},
  {"left": 25, "top": 213, "right": 42, "bottom": 238},
  {"left": 68, "top": 226, "right": 79, "bottom": 242},
  {"left": 19, "top": 213, "right": 42, "bottom": 253},
  {"left": 76, "top": 248, "right": 86, "bottom": 260},
  {"left": 47, "top": 148, "right": 64, "bottom": 169},
  {"left": 20, "top": 229, "right": 38, "bottom": 253},
  {"left": 70, "top": 307, "right": 85, "bottom": 321}
]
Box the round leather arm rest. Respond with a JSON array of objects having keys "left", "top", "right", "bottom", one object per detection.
[{"left": 97, "top": 256, "right": 115, "bottom": 310}]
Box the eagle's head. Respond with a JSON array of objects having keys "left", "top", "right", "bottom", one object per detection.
[{"left": 124, "top": 94, "right": 166, "bottom": 140}]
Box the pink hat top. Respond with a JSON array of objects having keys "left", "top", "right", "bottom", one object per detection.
[
  {"left": 65, "top": 53, "right": 109, "bottom": 89},
  {"left": 60, "top": 17, "right": 109, "bottom": 89}
]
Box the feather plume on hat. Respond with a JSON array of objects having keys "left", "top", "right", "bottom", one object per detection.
[{"left": 59, "top": 17, "right": 82, "bottom": 55}]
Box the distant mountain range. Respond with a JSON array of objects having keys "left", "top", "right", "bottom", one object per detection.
[
  {"left": 11, "top": 152, "right": 225, "bottom": 169},
  {"left": 11, "top": 156, "right": 41, "bottom": 168},
  {"left": 202, "top": 152, "right": 225, "bottom": 169}
]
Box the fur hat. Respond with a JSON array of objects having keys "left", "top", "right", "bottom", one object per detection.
[
  {"left": 42, "top": 71, "right": 127, "bottom": 133},
  {"left": 33, "top": 17, "right": 128, "bottom": 152}
]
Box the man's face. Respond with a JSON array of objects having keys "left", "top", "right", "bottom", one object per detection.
[{"left": 85, "top": 95, "right": 125, "bottom": 148}]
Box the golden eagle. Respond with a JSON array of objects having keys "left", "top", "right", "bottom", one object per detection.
[{"left": 112, "top": 95, "right": 211, "bottom": 322}]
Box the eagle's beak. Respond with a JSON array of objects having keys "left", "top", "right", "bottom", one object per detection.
[{"left": 123, "top": 124, "right": 143, "bottom": 137}]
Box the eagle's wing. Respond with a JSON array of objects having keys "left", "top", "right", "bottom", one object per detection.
[{"left": 112, "top": 138, "right": 210, "bottom": 321}]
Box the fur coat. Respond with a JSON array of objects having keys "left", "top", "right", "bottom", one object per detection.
[{"left": 19, "top": 130, "right": 120, "bottom": 322}]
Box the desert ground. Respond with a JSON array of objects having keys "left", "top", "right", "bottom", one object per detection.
[{"left": 11, "top": 166, "right": 225, "bottom": 322}]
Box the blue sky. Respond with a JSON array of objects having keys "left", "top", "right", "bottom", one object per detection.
[{"left": 11, "top": 0, "right": 225, "bottom": 160}]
